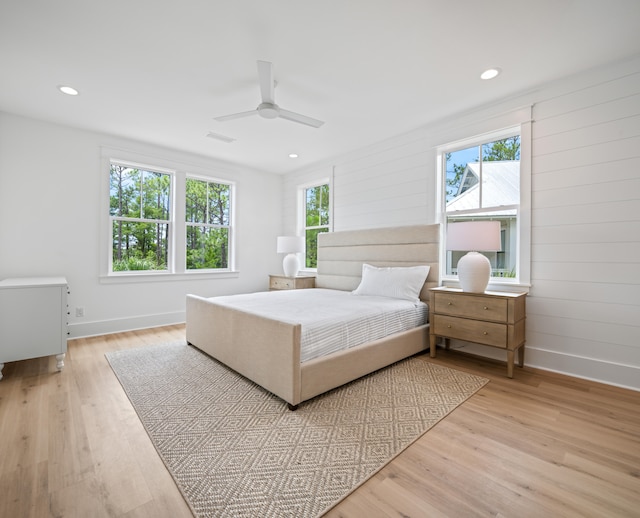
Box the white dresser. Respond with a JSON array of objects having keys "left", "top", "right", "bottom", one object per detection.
[{"left": 0, "top": 277, "right": 69, "bottom": 380}]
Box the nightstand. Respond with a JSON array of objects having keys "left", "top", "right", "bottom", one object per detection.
[
  {"left": 269, "top": 275, "right": 315, "bottom": 290},
  {"left": 429, "top": 286, "right": 526, "bottom": 378}
]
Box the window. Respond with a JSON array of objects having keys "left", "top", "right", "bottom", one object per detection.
[
  {"left": 107, "top": 157, "right": 235, "bottom": 276},
  {"left": 302, "top": 183, "right": 330, "bottom": 269},
  {"left": 110, "top": 163, "right": 171, "bottom": 272},
  {"left": 442, "top": 132, "right": 522, "bottom": 282},
  {"left": 185, "top": 178, "right": 231, "bottom": 269}
]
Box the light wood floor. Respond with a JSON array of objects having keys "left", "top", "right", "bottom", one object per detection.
[{"left": 0, "top": 325, "right": 638, "bottom": 517}]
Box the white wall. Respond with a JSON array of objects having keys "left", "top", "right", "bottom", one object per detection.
[
  {"left": 282, "top": 132, "right": 435, "bottom": 234},
  {"left": 0, "top": 113, "right": 283, "bottom": 337},
  {"left": 282, "top": 56, "right": 640, "bottom": 391},
  {"left": 526, "top": 57, "right": 640, "bottom": 390}
]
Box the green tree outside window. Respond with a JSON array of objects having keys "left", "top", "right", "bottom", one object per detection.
[
  {"left": 304, "top": 183, "right": 329, "bottom": 268},
  {"left": 186, "top": 178, "right": 231, "bottom": 269},
  {"left": 110, "top": 164, "right": 171, "bottom": 272}
]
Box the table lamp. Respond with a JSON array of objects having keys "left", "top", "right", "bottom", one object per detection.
[{"left": 277, "top": 236, "right": 305, "bottom": 277}]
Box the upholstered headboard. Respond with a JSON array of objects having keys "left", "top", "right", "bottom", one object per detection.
[{"left": 315, "top": 224, "right": 440, "bottom": 301}]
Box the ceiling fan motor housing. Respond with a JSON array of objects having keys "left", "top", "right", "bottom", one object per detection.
[{"left": 257, "top": 102, "right": 279, "bottom": 119}]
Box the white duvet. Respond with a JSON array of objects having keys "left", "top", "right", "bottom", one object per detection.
[{"left": 208, "top": 288, "right": 428, "bottom": 362}]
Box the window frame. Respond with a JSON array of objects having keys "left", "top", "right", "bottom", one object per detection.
[
  {"left": 297, "top": 177, "right": 332, "bottom": 272},
  {"left": 100, "top": 148, "right": 237, "bottom": 283},
  {"left": 184, "top": 174, "right": 234, "bottom": 272},
  {"left": 109, "top": 160, "right": 174, "bottom": 274},
  {"left": 437, "top": 122, "right": 531, "bottom": 291}
]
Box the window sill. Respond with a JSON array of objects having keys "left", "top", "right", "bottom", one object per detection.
[
  {"left": 99, "top": 270, "right": 240, "bottom": 284},
  {"left": 441, "top": 278, "right": 530, "bottom": 294}
]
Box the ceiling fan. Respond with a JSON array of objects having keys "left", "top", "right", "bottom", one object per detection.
[{"left": 214, "top": 60, "right": 325, "bottom": 129}]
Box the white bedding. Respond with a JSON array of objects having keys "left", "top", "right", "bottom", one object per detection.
[{"left": 208, "top": 288, "right": 429, "bottom": 362}]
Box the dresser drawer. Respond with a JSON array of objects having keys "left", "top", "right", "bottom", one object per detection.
[
  {"left": 269, "top": 277, "right": 294, "bottom": 290},
  {"left": 434, "top": 292, "right": 508, "bottom": 323},
  {"left": 432, "top": 314, "right": 507, "bottom": 348}
]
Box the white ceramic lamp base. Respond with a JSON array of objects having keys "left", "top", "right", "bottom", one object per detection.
[
  {"left": 457, "top": 251, "right": 491, "bottom": 293},
  {"left": 282, "top": 253, "right": 300, "bottom": 277}
]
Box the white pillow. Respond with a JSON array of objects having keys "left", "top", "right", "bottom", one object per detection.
[{"left": 352, "top": 263, "right": 430, "bottom": 302}]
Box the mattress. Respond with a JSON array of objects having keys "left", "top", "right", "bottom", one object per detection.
[{"left": 208, "top": 288, "right": 428, "bottom": 362}]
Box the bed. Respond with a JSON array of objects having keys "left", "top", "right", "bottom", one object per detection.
[{"left": 186, "top": 224, "right": 440, "bottom": 409}]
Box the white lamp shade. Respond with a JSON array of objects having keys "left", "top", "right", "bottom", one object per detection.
[
  {"left": 447, "top": 221, "right": 501, "bottom": 252},
  {"left": 447, "top": 221, "right": 501, "bottom": 293},
  {"left": 277, "top": 236, "right": 305, "bottom": 254}
]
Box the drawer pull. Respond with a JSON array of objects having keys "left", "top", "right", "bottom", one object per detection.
[
  {"left": 483, "top": 331, "right": 488, "bottom": 335},
  {"left": 447, "top": 324, "right": 452, "bottom": 328},
  {"left": 448, "top": 302, "right": 453, "bottom": 306},
  {"left": 484, "top": 306, "right": 488, "bottom": 310}
]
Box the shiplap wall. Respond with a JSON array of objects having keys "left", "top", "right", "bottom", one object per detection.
[
  {"left": 281, "top": 129, "right": 436, "bottom": 237},
  {"left": 282, "top": 56, "right": 640, "bottom": 390},
  {"left": 331, "top": 131, "right": 434, "bottom": 231},
  {"left": 526, "top": 59, "right": 640, "bottom": 389}
]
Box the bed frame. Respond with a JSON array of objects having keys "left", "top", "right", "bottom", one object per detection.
[{"left": 186, "top": 224, "right": 440, "bottom": 408}]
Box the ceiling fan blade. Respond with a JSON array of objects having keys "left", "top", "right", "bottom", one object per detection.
[
  {"left": 214, "top": 110, "right": 257, "bottom": 122},
  {"left": 278, "top": 108, "right": 325, "bottom": 128},
  {"left": 257, "top": 60, "right": 275, "bottom": 104}
]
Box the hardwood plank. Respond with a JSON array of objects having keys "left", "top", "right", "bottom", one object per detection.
[
  {"left": 328, "top": 348, "right": 640, "bottom": 517},
  {"left": 47, "top": 384, "right": 95, "bottom": 492},
  {"left": 1, "top": 325, "right": 639, "bottom": 517},
  {"left": 0, "top": 462, "right": 52, "bottom": 518}
]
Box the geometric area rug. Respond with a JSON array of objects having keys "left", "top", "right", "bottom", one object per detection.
[{"left": 106, "top": 342, "right": 488, "bottom": 518}]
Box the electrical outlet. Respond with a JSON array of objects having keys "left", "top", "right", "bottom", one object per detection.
[{"left": 75, "top": 307, "right": 84, "bottom": 317}]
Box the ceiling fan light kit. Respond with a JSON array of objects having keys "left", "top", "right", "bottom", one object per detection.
[{"left": 215, "top": 61, "right": 324, "bottom": 128}]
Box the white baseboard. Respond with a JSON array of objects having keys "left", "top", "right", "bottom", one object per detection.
[
  {"left": 68, "top": 311, "right": 185, "bottom": 339},
  {"left": 445, "top": 341, "right": 639, "bottom": 392},
  {"left": 525, "top": 347, "right": 640, "bottom": 392}
]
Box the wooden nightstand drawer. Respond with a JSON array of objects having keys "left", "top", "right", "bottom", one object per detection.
[
  {"left": 269, "top": 275, "right": 315, "bottom": 290},
  {"left": 270, "top": 277, "right": 294, "bottom": 290},
  {"left": 434, "top": 292, "right": 507, "bottom": 322},
  {"left": 432, "top": 314, "right": 507, "bottom": 348}
]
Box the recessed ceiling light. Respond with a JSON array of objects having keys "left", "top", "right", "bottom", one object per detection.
[
  {"left": 480, "top": 68, "right": 501, "bottom": 80},
  {"left": 58, "top": 85, "right": 79, "bottom": 96},
  {"left": 288, "top": 153, "right": 299, "bottom": 159}
]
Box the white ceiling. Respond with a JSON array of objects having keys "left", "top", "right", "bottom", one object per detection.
[{"left": 2, "top": 0, "right": 639, "bottom": 174}]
